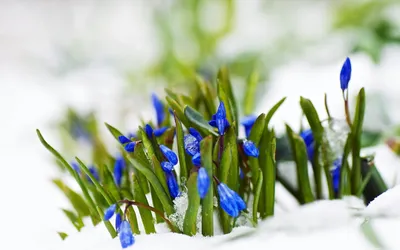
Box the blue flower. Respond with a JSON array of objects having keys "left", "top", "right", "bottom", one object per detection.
[
  {"left": 71, "top": 162, "right": 80, "bottom": 174},
  {"left": 217, "top": 183, "right": 246, "bottom": 217},
  {"left": 184, "top": 134, "right": 200, "bottom": 156},
  {"left": 118, "top": 135, "right": 131, "bottom": 144},
  {"left": 197, "top": 167, "right": 210, "bottom": 199},
  {"left": 168, "top": 108, "right": 174, "bottom": 116},
  {"left": 242, "top": 140, "right": 259, "bottom": 158},
  {"left": 209, "top": 102, "right": 230, "bottom": 135},
  {"left": 340, "top": 57, "right": 352, "bottom": 91},
  {"left": 300, "top": 129, "right": 314, "bottom": 162},
  {"left": 115, "top": 213, "right": 122, "bottom": 232},
  {"left": 152, "top": 93, "right": 165, "bottom": 127},
  {"left": 87, "top": 166, "right": 100, "bottom": 183},
  {"left": 189, "top": 128, "right": 203, "bottom": 142},
  {"left": 145, "top": 124, "right": 154, "bottom": 138},
  {"left": 161, "top": 161, "right": 174, "bottom": 173},
  {"left": 154, "top": 126, "right": 168, "bottom": 137},
  {"left": 104, "top": 204, "right": 116, "bottom": 221},
  {"left": 119, "top": 220, "right": 135, "bottom": 248},
  {"left": 160, "top": 145, "right": 178, "bottom": 165},
  {"left": 239, "top": 168, "right": 244, "bottom": 180},
  {"left": 124, "top": 142, "right": 136, "bottom": 153},
  {"left": 166, "top": 173, "right": 180, "bottom": 199},
  {"left": 241, "top": 115, "right": 257, "bottom": 138},
  {"left": 331, "top": 158, "right": 341, "bottom": 193},
  {"left": 127, "top": 133, "right": 136, "bottom": 139},
  {"left": 114, "top": 155, "right": 125, "bottom": 186},
  {"left": 192, "top": 152, "right": 201, "bottom": 166}
]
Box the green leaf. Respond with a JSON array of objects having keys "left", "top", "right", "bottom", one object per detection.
[
  {"left": 127, "top": 206, "right": 140, "bottom": 234},
  {"left": 243, "top": 70, "right": 259, "bottom": 115},
  {"left": 361, "top": 219, "right": 386, "bottom": 249},
  {"left": 286, "top": 125, "right": 314, "bottom": 204},
  {"left": 174, "top": 113, "right": 189, "bottom": 180},
  {"left": 262, "top": 131, "right": 276, "bottom": 218},
  {"left": 132, "top": 144, "right": 151, "bottom": 194},
  {"left": 226, "top": 125, "right": 239, "bottom": 192},
  {"left": 351, "top": 88, "right": 366, "bottom": 195},
  {"left": 361, "top": 158, "right": 388, "bottom": 204},
  {"left": 339, "top": 133, "right": 353, "bottom": 197},
  {"left": 217, "top": 67, "right": 239, "bottom": 134},
  {"left": 57, "top": 232, "right": 68, "bottom": 240},
  {"left": 248, "top": 114, "right": 266, "bottom": 187},
  {"left": 265, "top": 97, "right": 286, "bottom": 127},
  {"left": 166, "top": 96, "right": 190, "bottom": 128},
  {"left": 252, "top": 169, "right": 263, "bottom": 224},
  {"left": 184, "top": 105, "right": 218, "bottom": 136},
  {"left": 219, "top": 142, "right": 233, "bottom": 234},
  {"left": 105, "top": 123, "right": 125, "bottom": 141},
  {"left": 37, "top": 129, "right": 116, "bottom": 238},
  {"left": 127, "top": 156, "right": 174, "bottom": 215},
  {"left": 183, "top": 172, "right": 201, "bottom": 236},
  {"left": 62, "top": 209, "right": 84, "bottom": 232},
  {"left": 195, "top": 76, "right": 216, "bottom": 119},
  {"left": 132, "top": 174, "right": 156, "bottom": 234},
  {"left": 200, "top": 136, "right": 214, "bottom": 236}
]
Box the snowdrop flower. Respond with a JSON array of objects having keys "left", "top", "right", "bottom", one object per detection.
[
  {"left": 340, "top": 57, "right": 352, "bottom": 91},
  {"left": 217, "top": 183, "right": 246, "bottom": 217},
  {"left": 115, "top": 213, "right": 122, "bottom": 232},
  {"left": 242, "top": 140, "right": 259, "bottom": 158},
  {"left": 152, "top": 93, "right": 165, "bottom": 127},
  {"left": 166, "top": 173, "right": 180, "bottom": 199},
  {"left": 160, "top": 145, "right": 178, "bottom": 165},
  {"left": 241, "top": 115, "right": 257, "bottom": 138},
  {"left": 300, "top": 129, "right": 315, "bottom": 162},
  {"left": 209, "top": 101, "right": 230, "bottom": 135},
  {"left": 124, "top": 142, "right": 136, "bottom": 153},
  {"left": 161, "top": 161, "right": 174, "bottom": 173},
  {"left": 104, "top": 204, "right": 117, "bottom": 221},
  {"left": 197, "top": 167, "right": 210, "bottom": 199},
  {"left": 192, "top": 152, "right": 201, "bottom": 166},
  {"left": 184, "top": 134, "right": 200, "bottom": 156},
  {"left": 114, "top": 155, "right": 125, "bottom": 187},
  {"left": 119, "top": 220, "right": 135, "bottom": 248}
]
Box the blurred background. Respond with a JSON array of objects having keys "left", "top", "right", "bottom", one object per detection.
[{"left": 1, "top": 0, "right": 400, "bottom": 249}]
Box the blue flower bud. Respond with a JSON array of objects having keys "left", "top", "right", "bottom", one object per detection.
[
  {"left": 119, "top": 220, "right": 135, "bottom": 248},
  {"left": 152, "top": 93, "right": 165, "bottom": 127},
  {"left": 166, "top": 173, "right": 180, "bottom": 199},
  {"left": 124, "top": 142, "right": 136, "bottom": 153},
  {"left": 71, "top": 162, "right": 80, "bottom": 174},
  {"left": 209, "top": 102, "right": 230, "bottom": 135},
  {"left": 217, "top": 183, "right": 239, "bottom": 217},
  {"left": 192, "top": 152, "right": 201, "bottom": 166},
  {"left": 115, "top": 213, "right": 122, "bottom": 232},
  {"left": 145, "top": 124, "right": 154, "bottom": 138},
  {"left": 87, "top": 166, "right": 100, "bottom": 184},
  {"left": 154, "top": 127, "right": 168, "bottom": 137},
  {"left": 340, "top": 57, "right": 352, "bottom": 90},
  {"left": 300, "top": 129, "right": 314, "bottom": 162},
  {"left": 184, "top": 134, "right": 200, "bottom": 156},
  {"left": 161, "top": 161, "right": 174, "bottom": 173},
  {"left": 118, "top": 135, "right": 131, "bottom": 144},
  {"left": 331, "top": 158, "right": 341, "bottom": 193},
  {"left": 189, "top": 128, "right": 203, "bottom": 142},
  {"left": 197, "top": 167, "right": 210, "bottom": 199},
  {"left": 114, "top": 155, "right": 125, "bottom": 186},
  {"left": 230, "top": 189, "right": 246, "bottom": 211},
  {"left": 243, "top": 140, "right": 259, "bottom": 158},
  {"left": 241, "top": 115, "right": 257, "bottom": 138},
  {"left": 104, "top": 204, "right": 117, "bottom": 221},
  {"left": 159, "top": 145, "right": 178, "bottom": 165}
]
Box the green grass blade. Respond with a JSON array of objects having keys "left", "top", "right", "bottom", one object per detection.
[
  {"left": 127, "top": 206, "right": 140, "bottom": 234},
  {"left": 183, "top": 172, "right": 201, "bottom": 236},
  {"left": 174, "top": 113, "right": 188, "bottom": 180},
  {"left": 105, "top": 122, "right": 125, "bottom": 141},
  {"left": 132, "top": 174, "right": 156, "bottom": 234},
  {"left": 217, "top": 67, "right": 239, "bottom": 134},
  {"left": 243, "top": 71, "right": 259, "bottom": 115},
  {"left": 226, "top": 125, "right": 239, "bottom": 192},
  {"left": 166, "top": 96, "right": 190, "bottom": 128},
  {"left": 201, "top": 136, "right": 214, "bottom": 236},
  {"left": 252, "top": 169, "right": 263, "bottom": 224},
  {"left": 248, "top": 114, "right": 266, "bottom": 187},
  {"left": 184, "top": 105, "right": 218, "bottom": 136}
]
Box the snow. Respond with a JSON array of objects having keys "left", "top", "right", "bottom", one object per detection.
[{"left": 2, "top": 1, "right": 400, "bottom": 250}]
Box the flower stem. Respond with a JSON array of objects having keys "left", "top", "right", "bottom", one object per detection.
[{"left": 343, "top": 90, "right": 352, "bottom": 127}]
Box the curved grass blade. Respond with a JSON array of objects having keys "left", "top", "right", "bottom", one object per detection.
[
  {"left": 183, "top": 172, "right": 201, "bottom": 236},
  {"left": 52, "top": 179, "right": 90, "bottom": 217},
  {"left": 252, "top": 169, "right": 263, "bottom": 224},
  {"left": 217, "top": 67, "right": 238, "bottom": 133},
  {"left": 105, "top": 123, "right": 124, "bottom": 141},
  {"left": 174, "top": 113, "right": 188, "bottom": 180},
  {"left": 62, "top": 209, "right": 84, "bottom": 232},
  {"left": 184, "top": 105, "right": 218, "bottom": 136},
  {"left": 201, "top": 136, "right": 214, "bottom": 236},
  {"left": 243, "top": 71, "right": 259, "bottom": 116},
  {"left": 166, "top": 96, "right": 190, "bottom": 128},
  {"left": 226, "top": 125, "right": 239, "bottom": 192},
  {"left": 132, "top": 174, "right": 156, "bottom": 234},
  {"left": 248, "top": 114, "right": 266, "bottom": 187}
]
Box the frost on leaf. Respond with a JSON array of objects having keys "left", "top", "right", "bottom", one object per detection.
[{"left": 169, "top": 191, "right": 202, "bottom": 232}]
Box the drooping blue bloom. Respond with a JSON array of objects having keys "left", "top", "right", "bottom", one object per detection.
[
  {"left": 300, "top": 129, "right": 315, "bottom": 162},
  {"left": 161, "top": 161, "right": 174, "bottom": 173},
  {"left": 145, "top": 124, "right": 154, "bottom": 138},
  {"left": 87, "top": 166, "right": 100, "bottom": 183},
  {"left": 184, "top": 134, "right": 200, "bottom": 156},
  {"left": 124, "top": 142, "right": 136, "bottom": 153},
  {"left": 331, "top": 158, "right": 341, "bottom": 193},
  {"left": 118, "top": 135, "right": 131, "bottom": 144},
  {"left": 189, "top": 128, "right": 203, "bottom": 142},
  {"left": 243, "top": 140, "right": 259, "bottom": 158},
  {"left": 160, "top": 145, "right": 178, "bottom": 165},
  {"left": 119, "top": 220, "right": 135, "bottom": 248},
  {"left": 152, "top": 93, "right": 165, "bottom": 127},
  {"left": 209, "top": 102, "right": 230, "bottom": 135},
  {"left": 104, "top": 204, "right": 117, "bottom": 221},
  {"left": 229, "top": 188, "right": 246, "bottom": 211},
  {"left": 166, "top": 173, "right": 180, "bottom": 199},
  {"left": 114, "top": 155, "right": 125, "bottom": 186},
  {"left": 197, "top": 167, "right": 210, "bottom": 199},
  {"left": 71, "top": 162, "right": 80, "bottom": 174},
  {"left": 192, "top": 152, "right": 201, "bottom": 166},
  {"left": 154, "top": 126, "right": 168, "bottom": 137},
  {"left": 340, "top": 57, "right": 352, "bottom": 90},
  {"left": 217, "top": 183, "right": 242, "bottom": 217},
  {"left": 115, "top": 213, "right": 122, "bottom": 232},
  {"left": 241, "top": 115, "right": 257, "bottom": 138}
]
